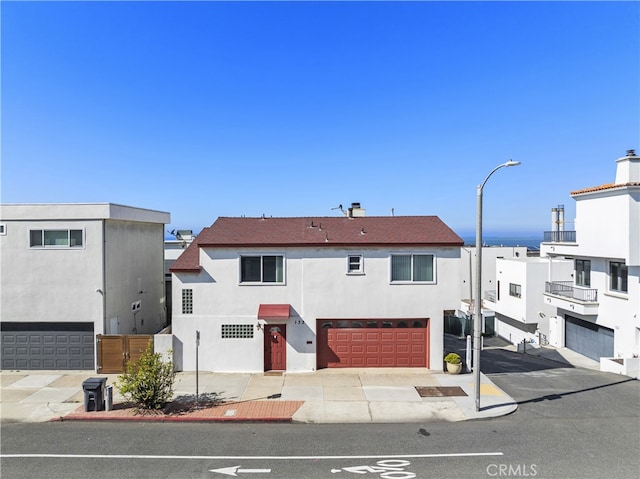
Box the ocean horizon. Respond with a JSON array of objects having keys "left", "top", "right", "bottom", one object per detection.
[{"left": 460, "top": 234, "right": 542, "bottom": 249}]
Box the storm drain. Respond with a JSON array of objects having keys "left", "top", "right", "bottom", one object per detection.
[{"left": 415, "top": 386, "right": 468, "bottom": 397}]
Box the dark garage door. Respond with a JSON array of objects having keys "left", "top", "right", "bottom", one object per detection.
[
  {"left": 317, "top": 319, "right": 429, "bottom": 368},
  {"left": 1, "top": 322, "right": 95, "bottom": 370},
  {"left": 565, "top": 315, "right": 614, "bottom": 362}
]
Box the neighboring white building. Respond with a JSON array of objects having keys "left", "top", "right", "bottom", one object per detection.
[
  {"left": 0, "top": 203, "right": 170, "bottom": 370},
  {"left": 486, "top": 256, "right": 573, "bottom": 347},
  {"left": 540, "top": 150, "right": 639, "bottom": 376},
  {"left": 455, "top": 245, "right": 529, "bottom": 337},
  {"left": 170, "top": 208, "right": 464, "bottom": 373},
  {"left": 488, "top": 150, "right": 639, "bottom": 377}
]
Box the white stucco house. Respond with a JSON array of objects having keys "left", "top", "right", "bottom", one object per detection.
[
  {"left": 170, "top": 206, "right": 464, "bottom": 373},
  {"left": 455, "top": 245, "right": 529, "bottom": 337},
  {"left": 164, "top": 230, "right": 196, "bottom": 325},
  {"left": 488, "top": 151, "right": 639, "bottom": 377},
  {"left": 0, "top": 203, "right": 170, "bottom": 370},
  {"left": 541, "top": 151, "right": 639, "bottom": 376},
  {"left": 485, "top": 255, "right": 573, "bottom": 347}
]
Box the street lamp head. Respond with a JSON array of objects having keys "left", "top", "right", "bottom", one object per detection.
[{"left": 504, "top": 160, "right": 521, "bottom": 167}]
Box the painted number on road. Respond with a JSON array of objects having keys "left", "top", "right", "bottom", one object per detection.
[{"left": 332, "top": 460, "right": 415, "bottom": 479}]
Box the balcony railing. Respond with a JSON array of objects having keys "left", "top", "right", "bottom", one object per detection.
[
  {"left": 545, "top": 281, "right": 598, "bottom": 302},
  {"left": 485, "top": 290, "right": 497, "bottom": 302},
  {"left": 543, "top": 230, "right": 577, "bottom": 243}
]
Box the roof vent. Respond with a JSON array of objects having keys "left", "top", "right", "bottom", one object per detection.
[{"left": 627, "top": 149, "right": 636, "bottom": 157}]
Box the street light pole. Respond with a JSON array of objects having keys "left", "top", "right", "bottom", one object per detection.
[{"left": 474, "top": 160, "right": 521, "bottom": 412}]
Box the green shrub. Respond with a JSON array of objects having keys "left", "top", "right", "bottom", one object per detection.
[
  {"left": 444, "top": 352, "right": 462, "bottom": 364},
  {"left": 116, "top": 345, "right": 175, "bottom": 410}
]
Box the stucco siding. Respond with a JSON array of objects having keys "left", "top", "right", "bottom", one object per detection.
[
  {"left": 0, "top": 219, "right": 104, "bottom": 324},
  {"left": 172, "top": 245, "right": 461, "bottom": 372},
  {"left": 104, "top": 220, "right": 166, "bottom": 335}
]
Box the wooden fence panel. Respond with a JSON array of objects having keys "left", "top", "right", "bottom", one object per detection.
[{"left": 97, "top": 335, "right": 153, "bottom": 373}]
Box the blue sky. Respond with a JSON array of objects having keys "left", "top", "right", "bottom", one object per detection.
[{"left": 2, "top": 1, "right": 639, "bottom": 238}]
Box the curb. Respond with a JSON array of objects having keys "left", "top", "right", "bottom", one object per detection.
[{"left": 52, "top": 415, "right": 294, "bottom": 423}]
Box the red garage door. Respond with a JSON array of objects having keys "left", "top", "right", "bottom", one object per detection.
[{"left": 317, "top": 319, "right": 429, "bottom": 369}]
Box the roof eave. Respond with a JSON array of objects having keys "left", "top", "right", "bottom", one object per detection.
[
  {"left": 169, "top": 266, "right": 202, "bottom": 273},
  {"left": 198, "top": 242, "right": 464, "bottom": 248}
]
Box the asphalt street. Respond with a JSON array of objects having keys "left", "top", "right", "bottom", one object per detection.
[{"left": 2, "top": 347, "right": 638, "bottom": 479}]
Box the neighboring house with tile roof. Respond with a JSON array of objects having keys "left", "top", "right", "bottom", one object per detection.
[
  {"left": 170, "top": 207, "right": 465, "bottom": 373},
  {"left": 487, "top": 151, "right": 640, "bottom": 378}
]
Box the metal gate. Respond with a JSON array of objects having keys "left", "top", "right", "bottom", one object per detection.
[
  {"left": 96, "top": 335, "right": 153, "bottom": 373},
  {"left": 565, "top": 315, "right": 614, "bottom": 361}
]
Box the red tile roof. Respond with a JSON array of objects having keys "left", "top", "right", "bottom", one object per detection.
[
  {"left": 170, "top": 216, "right": 463, "bottom": 273},
  {"left": 571, "top": 182, "right": 640, "bottom": 196}
]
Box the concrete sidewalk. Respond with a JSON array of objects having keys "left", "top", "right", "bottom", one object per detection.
[{"left": 0, "top": 368, "right": 517, "bottom": 424}]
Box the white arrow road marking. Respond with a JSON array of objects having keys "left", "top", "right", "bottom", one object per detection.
[{"left": 209, "top": 465, "right": 271, "bottom": 476}]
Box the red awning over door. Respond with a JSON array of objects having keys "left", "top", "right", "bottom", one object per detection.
[{"left": 258, "top": 304, "right": 290, "bottom": 320}]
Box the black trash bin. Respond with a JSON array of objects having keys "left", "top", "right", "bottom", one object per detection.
[{"left": 82, "top": 377, "right": 107, "bottom": 412}]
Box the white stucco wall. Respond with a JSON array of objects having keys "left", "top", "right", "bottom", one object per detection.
[
  {"left": 492, "top": 257, "right": 572, "bottom": 345},
  {"left": 459, "top": 246, "right": 528, "bottom": 302},
  {"left": 0, "top": 204, "right": 170, "bottom": 340},
  {"left": 538, "top": 160, "right": 640, "bottom": 360},
  {"left": 573, "top": 192, "right": 633, "bottom": 262},
  {"left": 172, "top": 245, "right": 462, "bottom": 372},
  {"left": 0, "top": 218, "right": 104, "bottom": 324},
  {"left": 105, "top": 220, "right": 167, "bottom": 335}
]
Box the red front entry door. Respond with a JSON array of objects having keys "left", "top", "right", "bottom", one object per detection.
[{"left": 264, "top": 324, "right": 287, "bottom": 371}]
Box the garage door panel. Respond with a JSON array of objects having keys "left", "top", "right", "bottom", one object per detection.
[
  {"left": 365, "top": 357, "right": 380, "bottom": 367},
  {"left": 317, "top": 320, "right": 429, "bottom": 369},
  {"left": 1, "top": 322, "right": 95, "bottom": 371},
  {"left": 565, "top": 316, "right": 613, "bottom": 362}
]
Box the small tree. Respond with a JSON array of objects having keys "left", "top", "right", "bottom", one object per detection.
[{"left": 116, "top": 345, "right": 176, "bottom": 410}]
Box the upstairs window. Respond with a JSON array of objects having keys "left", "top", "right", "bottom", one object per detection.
[
  {"left": 609, "top": 261, "right": 628, "bottom": 293},
  {"left": 347, "top": 255, "right": 363, "bottom": 274},
  {"left": 391, "top": 254, "right": 434, "bottom": 282},
  {"left": 575, "top": 259, "right": 591, "bottom": 287},
  {"left": 240, "top": 255, "right": 284, "bottom": 283},
  {"left": 509, "top": 283, "right": 522, "bottom": 298},
  {"left": 30, "top": 229, "right": 83, "bottom": 248}
]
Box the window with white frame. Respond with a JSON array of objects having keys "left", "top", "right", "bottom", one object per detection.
[
  {"left": 221, "top": 324, "right": 254, "bottom": 339},
  {"left": 609, "top": 261, "right": 628, "bottom": 293},
  {"left": 0, "top": 223, "right": 6, "bottom": 235},
  {"left": 509, "top": 283, "right": 522, "bottom": 298},
  {"left": 182, "top": 289, "right": 193, "bottom": 314},
  {"left": 29, "top": 229, "right": 83, "bottom": 248},
  {"left": 347, "top": 254, "right": 363, "bottom": 274},
  {"left": 390, "top": 254, "right": 434, "bottom": 282},
  {"left": 240, "top": 255, "right": 284, "bottom": 283},
  {"left": 575, "top": 259, "right": 591, "bottom": 287}
]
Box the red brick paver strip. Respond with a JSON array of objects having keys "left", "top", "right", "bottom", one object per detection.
[{"left": 56, "top": 401, "right": 304, "bottom": 423}]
